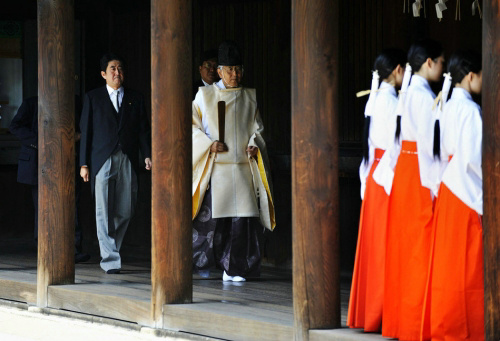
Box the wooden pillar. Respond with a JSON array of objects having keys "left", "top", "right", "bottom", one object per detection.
[
  {"left": 37, "top": 0, "right": 75, "bottom": 307},
  {"left": 150, "top": 0, "right": 192, "bottom": 327},
  {"left": 291, "top": 0, "right": 340, "bottom": 340},
  {"left": 482, "top": 2, "right": 500, "bottom": 340}
]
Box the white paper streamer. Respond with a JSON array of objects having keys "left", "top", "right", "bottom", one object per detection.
[
  {"left": 413, "top": 0, "right": 423, "bottom": 17},
  {"left": 472, "top": 0, "right": 482, "bottom": 18},
  {"left": 435, "top": 0, "right": 448, "bottom": 21}
]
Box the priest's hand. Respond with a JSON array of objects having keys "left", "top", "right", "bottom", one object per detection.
[
  {"left": 246, "top": 146, "right": 258, "bottom": 158},
  {"left": 211, "top": 141, "right": 228, "bottom": 153},
  {"left": 80, "top": 166, "right": 90, "bottom": 182},
  {"left": 145, "top": 158, "right": 152, "bottom": 170}
]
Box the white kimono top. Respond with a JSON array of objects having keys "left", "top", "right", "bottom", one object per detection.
[
  {"left": 438, "top": 87, "right": 482, "bottom": 214},
  {"left": 359, "top": 81, "right": 398, "bottom": 199},
  {"left": 192, "top": 80, "right": 275, "bottom": 230},
  {"left": 400, "top": 74, "right": 439, "bottom": 193}
]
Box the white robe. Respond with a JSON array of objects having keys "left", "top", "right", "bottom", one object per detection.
[
  {"left": 359, "top": 81, "right": 398, "bottom": 198},
  {"left": 192, "top": 80, "right": 275, "bottom": 230},
  {"left": 438, "top": 87, "right": 482, "bottom": 214},
  {"left": 374, "top": 75, "right": 439, "bottom": 196},
  {"left": 401, "top": 75, "right": 441, "bottom": 194}
]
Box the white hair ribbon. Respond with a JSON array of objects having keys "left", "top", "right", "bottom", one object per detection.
[
  {"left": 363, "top": 70, "right": 380, "bottom": 117},
  {"left": 435, "top": 0, "right": 448, "bottom": 21},
  {"left": 395, "top": 63, "right": 412, "bottom": 118},
  {"left": 432, "top": 73, "right": 452, "bottom": 116},
  {"left": 472, "top": 0, "right": 482, "bottom": 18},
  {"left": 356, "top": 70, "right": 380, "bottom": 98}
]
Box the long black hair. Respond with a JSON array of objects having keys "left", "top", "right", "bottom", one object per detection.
[
  {"left": 363, "top": 49, "right": 406, "bottom": 163},
  {"left": 395, "top": 39, "right": 443, "bottom": 142},
  {"left": 432, "top": 49, "right": 482, "bottom": 159},
  {"left": 433, "top": 114, "right": 441, "bottom": 159},
  {"left": 374, "top": 48, "right": 407, "bottom": 81},
  {"left": 407, "top": 39, "right": 443, "bottom": 73},
  {"left": 448, "top": 50, "right": 482, "bottom": 83}
]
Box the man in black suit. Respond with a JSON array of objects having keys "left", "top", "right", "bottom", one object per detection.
[
  {"left": 193, "top": 49, "right": 218, "bottom": 98},
  {"left": 9, "top": 96, "right": 90, "bottom": 263},
  {"left": 79, "top": 53, "right": 151, "bottom": 274}
]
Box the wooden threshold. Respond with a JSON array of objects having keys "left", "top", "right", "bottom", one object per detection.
[
  {"left": 47, "top": 279, "right": 151, "bottom": 325},
  {"left": 310, "top": 328, "right": 391, "bottom": 341},
  {"left": 0, "top": 249, "right": 387, "bottom": 341},
  {"left": 163, "top": 301, "right": 293, "bottom": 341},
  {"left": 0, "top": 262, "right": 37, "bottom": 305},
  {"left": 0, "top": 262, "right": 394, "bottom": 341},
  {"left": 0, "top": 277, "right": 37, "bottom": 305}
]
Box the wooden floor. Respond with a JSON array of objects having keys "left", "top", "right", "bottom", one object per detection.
[{"left": 0, "top": 238, "right": 361, "bottom": 341}]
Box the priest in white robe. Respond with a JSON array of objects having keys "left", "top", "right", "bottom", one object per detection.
[{"left": 192, "top": 41, "right": 275, "bottom": 282}]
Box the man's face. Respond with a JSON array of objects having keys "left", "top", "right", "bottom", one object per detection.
[
  {"left": 199, "top": 58, "right": 218, "bottom": 85},
  {"left": 217, "top": 65, "right": 243, "bottom": 88},
  {"left": 101, "top": 60, "right": 124, "bottom": 89}
]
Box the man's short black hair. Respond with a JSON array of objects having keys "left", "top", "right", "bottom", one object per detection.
[
  {"left": 100, "top": 53, "right": 126, "bottom": 72},
  {"left": 199, "top": 49, "right": 217, "bottom": 67}
]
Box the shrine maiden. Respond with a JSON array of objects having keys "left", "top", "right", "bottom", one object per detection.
[
  {"left": 421, "top": 50, "right": 483, "bottom": 341},
  {"left": 381, "top": 39, "right": 444, "bottom": 341},
  {"left": 347, "top": 49, "right": 405, "bottom": 332}
]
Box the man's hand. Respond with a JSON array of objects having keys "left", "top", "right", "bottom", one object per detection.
[
  {"left": 246, "top": 146, "right": 258, "bottom": 158},
  {"left": 210, "top": 141, "right": 228, "bottom": 153},
  {"left": 80, "top": 166, "right": 89, "bottom": 182},
  {"left": 145, "top": 158, "right": 152, "bottom": 170}
]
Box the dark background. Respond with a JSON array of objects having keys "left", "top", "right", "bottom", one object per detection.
[{"left": 0, "top": 0, "right": 482, "bottom": 270}]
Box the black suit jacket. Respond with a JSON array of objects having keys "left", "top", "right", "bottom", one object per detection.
[
  {"left": 9, "top": 96, "right": 83, "bottom": 186},
  {"left": 79, "top": 86, "right": 151, "bottom": 191},
  {"left": 9, "top": 97, "right": 38, "bottom": 186}
]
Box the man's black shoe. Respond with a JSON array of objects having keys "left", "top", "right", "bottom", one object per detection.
[
  {"left": 75, "top": 253, "right": 90, "bottom": 264},
  {"left": 106, "top": 269, "right": 121, "bottom": 274}
]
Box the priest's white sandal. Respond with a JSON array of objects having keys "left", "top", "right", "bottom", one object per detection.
[{"left": 223, "top": 271, "right": 246, "bottom": 282}]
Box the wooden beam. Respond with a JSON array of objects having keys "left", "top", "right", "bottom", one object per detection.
[
  {"left": 482, "top": 2, "right": 500, "bottom": 340},
  {"left": 150, "top": 0, "right": 193, "bottom": 327},
  {"left": 291, "top": 0, "right": 340, "bottom": 340},
  {"left": 37, "top": 0, "right": 75, "bottom": 307}
]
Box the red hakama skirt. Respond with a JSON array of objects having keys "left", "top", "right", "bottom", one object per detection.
[
  {"left": 421, "top": 183, "right": 484, "bottom": 341},
  {"left": 382, "top": 141, "right": 433, "bottom": 340},
  {"left": 348, "top": 148, "right": 388, "bottom": 332}
]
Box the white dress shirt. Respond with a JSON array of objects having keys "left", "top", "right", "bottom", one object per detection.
[{"left": 106, "top": 84, "right": 124, "bottom": 111}]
